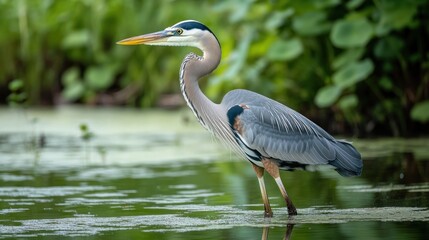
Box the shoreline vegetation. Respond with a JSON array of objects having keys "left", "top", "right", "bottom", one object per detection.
[{"left": 1, "top": 1, "right": 428, "bottom": 137}]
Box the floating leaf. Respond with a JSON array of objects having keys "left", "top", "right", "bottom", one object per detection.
[
  {"left": 315, "top": 85, "right": 343, "bottom": 107},
  {"left": 331, "top": 18, "right": 373, "bottom": 48},
  {"left": 333, "top": 59, "right": 374, "bottom": 88},
  {"left": 411, "top": 101, "right": 429, "bottom": 123},
  {"left": 267, "top": 38, "right": 303, "bottom": 61}
]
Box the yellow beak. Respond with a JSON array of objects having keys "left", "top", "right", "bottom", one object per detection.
[{"left": 116, "top": 31, "right": 168, "bottom": 45}]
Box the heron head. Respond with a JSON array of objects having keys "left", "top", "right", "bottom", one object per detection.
[{"left": 117, "top": 20, "right": 216, "bottom": 49}]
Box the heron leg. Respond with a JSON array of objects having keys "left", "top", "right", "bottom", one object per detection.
[
  {"left": 252, "top": 163, "right": 273, "bottom": 218},
  {"left": 261, "top": 158, "right": 297, "bottom": 215}
]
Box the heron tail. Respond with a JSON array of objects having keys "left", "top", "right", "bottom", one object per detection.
[{"left": 329, "top": 140, "right": 363, "bottom": 177}]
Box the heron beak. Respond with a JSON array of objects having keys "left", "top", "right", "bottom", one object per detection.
[{"left": 116, "top": 30, "right": 169, "bottom": 45}]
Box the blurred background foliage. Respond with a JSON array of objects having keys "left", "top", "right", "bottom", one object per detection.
[{"left": 0, "top": 0, "right": 428, "bottom": 137}]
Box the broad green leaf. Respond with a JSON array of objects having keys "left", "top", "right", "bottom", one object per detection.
[
  {"left": 7, "top": 92, "right": 27, "bottom": 103},
  {"left": 332, "top": 48, "right": 364, "bottom": 69},
  {"left": 411, "top": 101, "right": 429, "bottom": 122},
  {"left": 339, "top": 94, "right": 358, "bottom": 110},
  {"left": 62, "top": 30, "right": 90, "bottom": 49},
  {"left": 62, "top": 67, "right": 80, "bottom": 86},
  {"left": 8, "top": 79, "right": 24, "bottom": 91},
  {"left": 85, "top": 66, "right": 114, "bottom": 91},
  {"left": 265, "top": 9, "right": 294, "bottom": 30},
  {"left": 267, "top": 38, "right": 303, "bottom": 61},
  {"left": 314, "top": 0, "right": 341, "bottom": 9},
  {"left": 292, "top": 11, "right": 330, "bottom": 36},
  {"left": 62, "top": 81, "right": 84, "bottom": 101},
  {"left": 379, "top": 0, "right": 421, "bottom": 29},
  {"left": 331, "top": 18, "right": 373, "bottom": 48},
  {"left": 315, "top": 85, "right": 343, "bottom": 107},
  {"left": 346, "top": 0, "right": 365, "bottom": 9},
  {"left": 333, "top": 59, "right": 374, "bottom": 88},
  {"left": 290, "top": 0, "right": 340, "bottom": 12}
]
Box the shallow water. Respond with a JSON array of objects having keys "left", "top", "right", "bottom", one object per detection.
[{"left": 0, "top": 107, "right": 428, "bottom": 239}]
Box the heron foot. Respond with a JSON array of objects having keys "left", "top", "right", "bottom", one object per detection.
[
  {"left": 286, "top": 198, "right": 297, "bottom": 215},
  {"left": 288, "top": 206, "right": 297, "bottom": 215},
  {"left": 264, "top": 210, "right": 273, "bottom": 218}
]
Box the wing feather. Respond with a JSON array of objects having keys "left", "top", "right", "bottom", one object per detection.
[
  {"left": 236, "top": 103, "right": 336, "bottom": 165},
  {"left": 222, "top": 89, "right": 362, "bottom": 176}
]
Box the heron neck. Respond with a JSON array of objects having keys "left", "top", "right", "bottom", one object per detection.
[
  {"left": 180, "top": 52, "right": 222, "bottom": 131},
  {"left": 179, "top": 37, "right": 230, "bottom": 139}
]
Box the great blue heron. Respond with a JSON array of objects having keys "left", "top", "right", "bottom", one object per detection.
[{"left": 117, "top": 20, "right": 363, "bottom": 216}]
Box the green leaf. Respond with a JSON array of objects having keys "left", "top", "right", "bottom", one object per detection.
[
  {"left": 331, "top": 18, "right": 373, "bottom": 48},
  {"left": 332, "top": 48, "right": 364, "bottom": 69},
  {"left": 346, "top": 0, "right": 365, "bottom": 9},
  {"left": 265, "top": 9, "right": 294, "bottom": 30},
  {"left": 62, "top": 67, "right": 80, "bottom": 86},
  {"left": 339, "top": 94, "right": 358, "bottom": 110},
  {"left": 62, "top": 30, "right": 90, "bottom": 49},
  {"left": 314, "top": 0, "right": 341, "bottom": 9},
  {"left": 333, "top": 59, "right": 374, "bottom": 88},
  {"left": 62, "top": 81, "right": 85, "bottom": 101},
  {"left": 411, "top": 101, "right": 429, "bottom": 122},
  {"left": 291, "top": 0, "right": 340, "bottom": 11},
  {"left": 292, "top": 11, "right": 330, "bottom": 36},
  {"left": 8, "top": 79, "right": 24, "bottom": 91},
  {"left": 315, "top": 85, "right": 343, "bottom": 107},
  {"left": 7, "top": 92, "right": 27, "bottom": 103},
  {"left": 375, "top": 0, "right": 420, "bottom": 36},
  {"left": 267, "top": 38, "right": 303, "bottom": 61},
  {"left": 84, "top": 66, "right": 115, "bottom": 91}
]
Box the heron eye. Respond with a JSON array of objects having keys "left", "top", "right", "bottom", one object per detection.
[{"left": 176, "top": 28, "right": 183, "bottom": 35}]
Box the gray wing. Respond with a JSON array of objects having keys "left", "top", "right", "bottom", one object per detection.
[{"left": 222, "top": 89, "right": 362, "bottom": 176}]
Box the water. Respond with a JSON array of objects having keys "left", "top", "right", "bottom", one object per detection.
[{"left": 0, "top": 107, "right": 428, "bottom": 239}]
